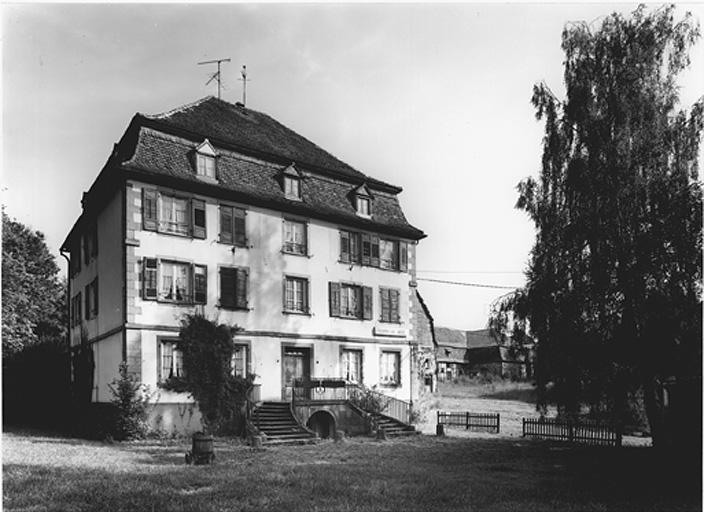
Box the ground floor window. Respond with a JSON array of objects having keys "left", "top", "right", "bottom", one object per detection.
[
  {"left": 341, "top": 349, "right": 363, "bottom": 384},
  {"left": 159, "top": 340, "right": 183, "bottom": 381},
  {"left": 380, "top": 351, "right": 401, "bottom": 386},
  {"left": 232, "top": 344, "right": 248, "bottom": 378}
]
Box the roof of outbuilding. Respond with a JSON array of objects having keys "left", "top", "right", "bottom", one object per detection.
[
  {"left": 465, "top": 329, "right": 500, "bottom": 349},
  {"left": 434, "top": 327, "right": 469, "bottom": 348}
]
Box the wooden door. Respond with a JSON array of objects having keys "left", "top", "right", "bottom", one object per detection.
[{"left": 282, "top": 347, "right": 311, "bottom": 400}]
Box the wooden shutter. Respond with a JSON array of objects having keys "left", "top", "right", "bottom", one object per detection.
[
  {"left": 400, "top": 242, "right": 408, "bottom": 272},
  {"left": 220, "top": 206, "right": 233, "bottom": 244},
  {"left": 350, "top": 233, "right": 361, "bottom": 263},
  {"left": 340, "top": 231, "right": 350, "bottom": 263},
  {"left": 302, "top": 279, "right": 309, "bottom": 313},
  {"left": 235, "top": 268, "right": 248, "bottom": 308},
  {"left": 380, "top": 288, "right": 390, "bottom": 322},
  {"left": 77, "top": 292, "right": 82, "bottom": 323},
  {"left": 84, "top": 284, "right": 90, "bottom": 320},
  {"left": 194, "top": 265, "right": 207, "bottom": 304},
  {"left": 143, "top": 258, "right": 158, "bottom": 300},
  {"left": 371, "top": 235, "right": 380, "bottom": 267},
  {"left": 220, "top": 267, "right": 236, "bottom": 308},
  {"left": 94, "top": 279, "right": 99, "bottom": 317},
  {"left": 329, "top": 282, "right": 341, "bottom": 317},
  {"left": 192, "top": 199, "right": 206, "bottom": 239},
  {"left": 390, "top": 289, "right": 400, "bottom": 323},
  {"left": 142, "top": 189, "right": 158, "bottom": 231},
  {"left": 362, "top": 286, "right": 373, "bottom": 320},
  {"left": 361, "top": 233, "right": 371, "bottom": 266},
  {"left": 234, "top": 208, "right": 247, "bottom": 247}
]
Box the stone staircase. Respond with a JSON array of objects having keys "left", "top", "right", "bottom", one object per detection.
[
  {"left": 371, "top": 412, "right": 419, "bottom": 437},
  {"left": 252, "top": 401, "right": 317, "bottom": 445}
]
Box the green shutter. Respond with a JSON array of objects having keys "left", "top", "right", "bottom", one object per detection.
[
  {"left": 143, "top": 258, "right": 158, "bottom": 300},
  {"left": 371, "top": 235, "right": 380, "bottom": 267},
  {"left": 340, "top": 231, "right": 350, "bottom": 263},
  {"left": 234, "top": 208, "right": 247, "bottom": 247},
  {"left": 400, "top": 242, "right": 408, "bottom": 272},
  {"left": 192, "top": 199, "right": 206, "bottom": 239},
  {"left": 220, "top": 206, "right": 233, "bottom": 244},
  {"left": 329, "top": 282, "right": 341, "bottom": 317},
  {"left": 362, "top": 233, "right": 371, "bottom": 265},
  {"left": 363, "top": 286, "right": 373, "bottom": 320},
  {"left": 142, "top": 189, "right": 158, "bottom": 231},
  {"left": 235, "top": 268, "right": 248, "bottom": 308},
  {"left": 220, "top": 267, "right": 236, "bottom": 308}
]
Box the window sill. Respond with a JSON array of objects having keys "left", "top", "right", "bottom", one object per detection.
[
  {"left": 217, "top": 240, "right": 250, "bottom": 249},
  {"left": 379, "top": 320, "right": 402, "bottom": 325},
  {"left": 217, "top": 305, "right": 251, "bottom": 312},
  {"left": 283, "top": 310, "right": 311, "bottom": 316},
  {"left": 282, "top": 250, "right": 311, "bottom": 258}
]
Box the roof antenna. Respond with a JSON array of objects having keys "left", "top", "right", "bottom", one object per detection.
[
  {"left": 197, "top": 58, "right": 231, "bottom": 99},
  {"left": 239, "top": 65, "right": 250, "bottom": 107}
]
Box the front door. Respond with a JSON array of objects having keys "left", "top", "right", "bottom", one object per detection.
[{"left": 282, "top": 347, "right": 311, "bottom": 400}]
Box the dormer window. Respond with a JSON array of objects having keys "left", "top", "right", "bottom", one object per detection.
[
  {"left": 194, "top": 139, "right": 217, "bottom": 180},
  {"left": 353, "top": 183, "right": 372, "bottom": 217},
  {"left": 356, "top": 196, "right": 371, "bottom": 216},
  {"left": 281, "top": 163, "right": 302, "bottom": 201},
  {"left": 284, "top": 176, "right": 300, "bottom": 199}
]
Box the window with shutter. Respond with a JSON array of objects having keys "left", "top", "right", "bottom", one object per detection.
[
  {"left": 349, "top": 232, "right": 361, "bottom": 263},
  {"left": 220, "top": 206, "right": 233, "bottom": 244},
  {"left": 329, "top": 282, "right": 341, "bottom": 317},
  {"left": 192, "top": 199, "right": 206, "bottom": 239},
  {"left": 234, "top": 208, "right": 247, "bottom": 247},
  {"left": 142, "top": 189, "right": 158, "bottom": 231},
  {"left": 370, "top": 235, "right": 380, "bottom": 267},
  {"left": 235, "top": 268, "right": 248, "bottom": 308},
  {"left": 220, "top": 267, "right": 248, "bottom": 309},
  {"left": 143, "top": 258, "right": 158, "bottom": 300},
  {"left": 362, "top": 287, "right": 373, "bottom": 320},
  {"left": 390, "top": 289, "right": 400, "bottom": 323},
  {"left": 339, "top": 231, "right": 350, "bottom": 263},
  {"left": 361, "top": 233, "right": 371, "bottom": 265},
  {"left": 194, "top": 265, "right": 207, "bottom": 304}
]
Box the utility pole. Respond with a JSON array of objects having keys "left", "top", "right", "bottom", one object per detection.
[
  {"left": 197, "top": 58, "right": 231, "bottom": 99},
  {"left": 239, "top": 65, "right": 250, "bottom": 106}
]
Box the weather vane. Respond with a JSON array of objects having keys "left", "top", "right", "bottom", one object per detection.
[{"left": 197, "top": 58, "right": 231, "bottom": 99}]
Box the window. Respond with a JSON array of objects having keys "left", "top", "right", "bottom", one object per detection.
[
  {"left": 379, "top": 288, "right": 401, "bottom": 323},
  {"left": 197, "top": 153, "right": 216, "bottom": 179},
  {"left": 160, "top": 261, "right": 191, "bottom": 302},
  {"left": 142, "top": 189, "right": 206, "bottom": 239},
  {"left": 340, "top": 230, "right": 407, "bottom": 271},
  {"left": 85, "top": 279, "right": 99, "bottom": 320},
  {"left": 219, "top": 205, "right": 247, "bottom": 247},
  {"left": 284, "top": 276, "right": 309, "bottom": 314},
  {"left": 219, "top": 267, "right": 248, "bottom": 309},
  {"left": 380, "top": 351, "right": 401, "bottom": 386},
  {"left": 283, "top": 219, "right": 307, "bottom": 255},
  {"left": 142, "top": 258, "right": 207, "bottom": 305},
  {"left": 356, "top": 196, "right": 371, "bottom": 216},
  {"left": 160, "top": 340, "right": 183, "bottom": 381},
  {"left": 83, "top": 225, "right": 98, "bottom": 265},
  {"left": 232, "top": 344, "right": 248, "bottom": 378},
  {"left": 284, "top": 176, "right": 301, "bottom": 200},
  {"left": 194, "top": 139, "right": 217, "bottom": 180},
  {"left": 70, "top": 292, "right": 82, "bottom": 327},
  {"left": 329, "top": 282, "right": 372, "bottom": 320},
  {"left": 341, "top": 349, "right": 363, "bottom": 384}
]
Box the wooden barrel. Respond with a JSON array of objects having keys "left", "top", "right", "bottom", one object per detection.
[{"left": 191, "top": 433, "right": 214, "bottom": 464}]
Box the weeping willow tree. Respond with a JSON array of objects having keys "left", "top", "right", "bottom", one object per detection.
[{"left": 492, "top": 5, "right": 703, "bottom": 446}]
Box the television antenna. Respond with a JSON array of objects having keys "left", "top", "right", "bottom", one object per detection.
[
  {"left": 197, "top": 58, "right": 231, "bottom": 99},
  {"left": 239, "top": 65, "right": 251, "bottom": 106}
]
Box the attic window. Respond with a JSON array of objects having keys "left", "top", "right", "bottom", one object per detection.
[
  {"left": 195, "top": 139, "right": 217, "bottom": 180},
  {"left": 281, "top": 163, "right": 302, "bottom": 200},
  {"left": 353, "top": 183, "right": 372, "bottom": 217}
]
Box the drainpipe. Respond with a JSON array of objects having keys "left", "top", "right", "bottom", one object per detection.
[{"left": 59, "top": 250, "right": 71, "bottom": 353}]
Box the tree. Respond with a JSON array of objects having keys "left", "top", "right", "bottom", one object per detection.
[
  {"left": 492, "top": 6, "right": 702, "bottom": 447},
  {"left": 163, "top": 314, "right": 253, "bottom": 435},
  {"left": 2, "top": 211, "right": 66, "bottom": 356}
]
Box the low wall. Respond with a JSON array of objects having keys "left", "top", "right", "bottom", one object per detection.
[
  {"left": 148, "top": 402, "right": 203, "bottom": 435},
  {"left": 294, "top": 401, "right": 368, "bottom": 436}
]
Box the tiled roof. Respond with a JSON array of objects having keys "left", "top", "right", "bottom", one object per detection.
[
  {"left": 437, "top": 346, "right": 468, "bottom": 364},
  {"left": 122, "top": 128, "right": 424, "bottom": 239},
  {"left": 465, "top": 329, "right": 499, "bottom": 349},
  {"left": 434, "top": 326, "right": 468, "bottom": 348},
  {"left": 145, "top": 96, "right": 367, "bottom": 183}
]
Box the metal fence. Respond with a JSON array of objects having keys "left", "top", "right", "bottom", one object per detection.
[
  {"left": 522, "top": 417, "right": 622, "bottom": 447},
  {"left": 437, "top": 411, "right": 500, "bottom": 433}
]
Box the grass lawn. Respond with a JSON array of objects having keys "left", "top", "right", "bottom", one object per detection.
[{"left": 3, "top": 427, "right": 700, "bottom": 512}]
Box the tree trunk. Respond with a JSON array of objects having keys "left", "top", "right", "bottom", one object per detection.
[{"left": 643, "top": 374, "right": 665, "bottom": 448}]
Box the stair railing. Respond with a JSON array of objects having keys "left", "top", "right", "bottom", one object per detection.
[{"left": 345, "top": 382, "right": 412, "bottom": 425}]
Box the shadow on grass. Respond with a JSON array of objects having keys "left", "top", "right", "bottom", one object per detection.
[
  {"left": 3, "top": 433, "right": 702, "bottom": 512},
  {"left": 478, "top": 386, "right": 538, "bottom": 403}
]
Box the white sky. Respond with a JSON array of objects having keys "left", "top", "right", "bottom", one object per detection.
[{"left": 2, "top": 3, "right": 703, "bottom": 330}]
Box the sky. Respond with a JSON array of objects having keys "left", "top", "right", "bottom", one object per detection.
[{"left": 2, "top": 3, "right": 703, "bottom": 330}]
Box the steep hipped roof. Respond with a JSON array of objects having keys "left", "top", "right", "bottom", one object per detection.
[
  {"left": 62, "top": 97, "right": 425, "bottom": 250},
  {"left": 145, "top": 96, "right": 370, "bottom": 184}
]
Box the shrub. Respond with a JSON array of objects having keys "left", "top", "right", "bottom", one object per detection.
[
  {"left": 108, "top": 362, "right": 150, "bottom": 440},
  {"left": 349, "top": 385, "right": 389, "bottom": 415}
]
